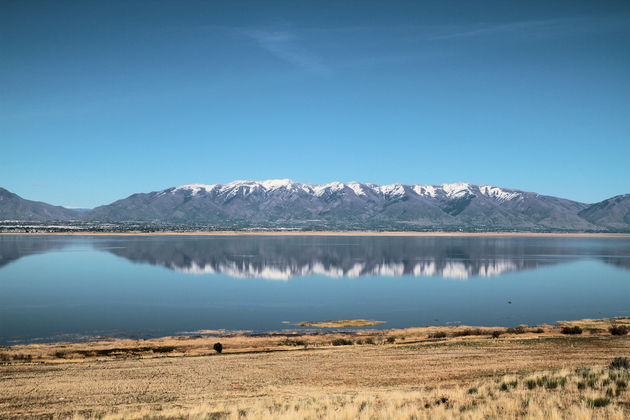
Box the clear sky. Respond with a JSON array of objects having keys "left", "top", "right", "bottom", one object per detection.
[{"left": 1, "top": 0, "right": 629, "bottom": 208}]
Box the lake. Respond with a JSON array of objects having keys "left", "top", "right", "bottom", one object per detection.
[{"left": 1, "top": 235, "right": 629, "bottom": 345}]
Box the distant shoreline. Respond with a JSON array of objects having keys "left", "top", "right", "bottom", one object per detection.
[{"left": 1, "top": 231, "right": 629, "bottom": 237}]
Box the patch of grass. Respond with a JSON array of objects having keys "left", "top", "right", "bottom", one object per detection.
[
  {"left": 609, "top": 357, "right": 630, "bottom": 370},
  {"left": 152, "top": 346, "right": 176, "bottom": 353},
  {"left": 385, "top": 337, "right": 396, "bottom": 344},
  {"left": 525, "top": 379, "right": 537, "bottom": 390},
  {"left": 10, "top": 353, "right": 33, "bottom": 362},
  {"left": 588, "top": 397, "right": 611, "bottom": 408},
  {"left": 428, "top": 331, "right": 447, "bottom": 339},
  {"left": 544, "top": 378, "right": 559, "bottom": 390},
  {"left": 467, "top": 386, "right": 478, "bottom": 394},
  {"left": 452, "top": 328, "right": 487, "bottom": 337},
  {"left": 282, "top": 339, "right": 306, "bottom": 347}
]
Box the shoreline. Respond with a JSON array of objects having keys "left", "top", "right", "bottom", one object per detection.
[
  {"left": 1, "top": 230, "right": 630, "bottom": 237},
  {"left": 2, "top": 317, "right": 628, "bottom": 351}
]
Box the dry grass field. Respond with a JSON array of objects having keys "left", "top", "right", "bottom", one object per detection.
[{"left": 1, "top": 319, "right": 629, "bottom": 419}]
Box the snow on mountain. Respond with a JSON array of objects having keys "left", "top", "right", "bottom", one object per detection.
[
  {"left": 479, "top": 185, "right": 521, "bottom": 202},
  {"left": 173, "top": 184, "right": 217, "bottom": 195},
  {"left": 169, "top": 180, "right": 522, "bottom": 202},
  {"left": 440, "top": 182, "right": 473, "bottom": 198},
  {"left": 374, "top": 183, "right": 405, "bottom": 197}
]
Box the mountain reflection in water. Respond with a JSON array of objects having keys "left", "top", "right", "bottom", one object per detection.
[
  {"left": 87, "top": 236, "right": 630, "bottom": 279},
  {"left": 1, "top": 235, "right": 629, "bottom": 280}
]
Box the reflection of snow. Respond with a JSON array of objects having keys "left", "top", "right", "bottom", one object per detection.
[
  {"left": 441, "top": 262, "right": 470, "bottom": 280},
  {"left": 172, "top": 258, "right": 519, "bottom": 280}
]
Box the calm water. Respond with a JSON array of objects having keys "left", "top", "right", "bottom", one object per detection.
[{"left": 1, "top": 235, "right": 629, "bottom": 345}]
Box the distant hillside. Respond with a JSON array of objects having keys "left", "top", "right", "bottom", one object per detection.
[
  {"left": 0, "top": 187, "right": 79, "bottom": 222},
  {"left": 1, "top": 181, "right": 629, "bottom": 232},
  {"left": 579, "top": 194, "right": 630, "bottom": 231}
]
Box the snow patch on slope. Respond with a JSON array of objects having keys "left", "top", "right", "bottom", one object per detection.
[
  {"left": 479, "top": 185, "right": 521, "bottom": 202},
  {"left": 173, "top": 184, "right": 217, "bottom": 195}
]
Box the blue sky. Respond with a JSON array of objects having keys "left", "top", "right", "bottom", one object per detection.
[{"left": 1, "top": 1, "right": 629, "bottom": 208}]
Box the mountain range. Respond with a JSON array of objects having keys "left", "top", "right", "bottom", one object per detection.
[{"left": 1, "top": 180, "right": 629, "bottom": 232}]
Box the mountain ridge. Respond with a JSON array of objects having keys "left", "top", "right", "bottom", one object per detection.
[{"left": 1, "top": 181, "right": 629, "bottom": 232}]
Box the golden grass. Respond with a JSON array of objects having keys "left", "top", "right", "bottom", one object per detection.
[
  {"left": 1, "top": 319, "right": 629, "bottom": 419},
  {"left": 87, "top": 366, "right": 630, "bottom": 419},
  {"left": 297, "top": 319, "right": 385, "bottom": 328}
]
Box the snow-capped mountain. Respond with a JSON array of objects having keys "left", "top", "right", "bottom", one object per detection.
[
  {"left": 1, "top": 180, "right": 629, "bottom": 231},
  {"left": 83, "top": 179, "right": 614, "bottom": 231}
]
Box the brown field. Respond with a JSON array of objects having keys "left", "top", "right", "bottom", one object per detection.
[
  {"left": 1, "top": 231, "right": 630, "bottom": 237},
  {"left": 1, "top": 319, "right": 630, "bottom": 419}
]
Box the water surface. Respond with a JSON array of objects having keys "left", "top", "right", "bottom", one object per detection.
[{"left": 1, "top": 235, "right": 629, "bottom": 344}]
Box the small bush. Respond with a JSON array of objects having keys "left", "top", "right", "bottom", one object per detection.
[
  {"left": 525, "top": 379, "right": 537, "bottom": 390},
  {"left": 213, "top": 342, "right": 223, "bottom": 354},
  {"left": 452, "top": 328, "right": 485, "bottom": 337},
  {"left": 363, "top": 337, "right": 375, "bottom": 345},
  {"left": 506, "top": 326, "right": 527, "bottom": 335},
  {"left": 561, "top": 326, "right": 583, "bottom": 335},
  {"left": 617, "top": 379, "right": 628, "bottom": 389},
  {"left": 492, "top": 331, "right": 501, "bottom": 338},
  {"left": 545, "top": 378, "right": 559, "bottom": 390},
  {"left": 152, "top": 346, "right": 176, "bottom": 353},
  {"left": 609, "top": 325, "right": 629, "bottom": 336},
  {"left": 332, "top": 338, "right": 353, "bottom": 346},
  {"left": 434, "top": 396, "right": 448, "bottom": 405},
  {"left": 386, "top": 336, "right": 396, "bottom": 344},
  {"left": 610, "top": 357, "right": 630, "bottom": 370},
  {"left": 577, "top": 381, "right": 586, "bottom": 390},
  {"left": 467, "top": 387, "right": 478, "bottom": 394},
  {"left": 283, "top": 339, "right": 306, "bottom": 347},
  {"left": 500, "top": 382, "right": 510, "bottom": 392},
  {"left": 533, "top": 328, "right": 544, "bottom": 333},
  {"left": 429, "top": 331, "right": 447, "bottom": 339},
  {"left": 589, "top": 397, "right": 611, "bottom": 408}
]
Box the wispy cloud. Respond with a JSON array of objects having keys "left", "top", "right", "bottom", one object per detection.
[
  {"left": 245, "top": 30, "right": 331, "bottom": 75},
  {"left": 426, "top": 15, "right": 630, "bottom": 41}
]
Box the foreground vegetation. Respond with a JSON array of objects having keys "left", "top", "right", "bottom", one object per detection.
[
  {"left": 1, "top": 318, "right": 628, "bottom": 419},
  {"left": 96, "top": 361, "right": 630, "bottom": 419}
]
